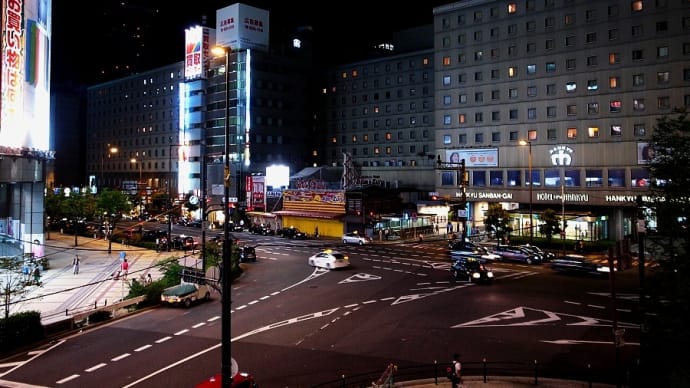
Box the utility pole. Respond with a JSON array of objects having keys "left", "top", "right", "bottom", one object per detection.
[{"left": 459, "top": 159, "right": 468, "bottom": 241}]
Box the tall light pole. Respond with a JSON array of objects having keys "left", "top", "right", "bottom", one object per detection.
[
  {"left": 212, "top": 44, "right": 234, "bottom": 388},
  {"left": 519, "top": 140, "right": 533, "bottom": 244},
  {"left": 100, "top": 145, "right": 118, "bottom": 189},
  {"left": 168, "top": 138, "right": 175, "bottom": 252},
  {"left": 131, "top": 158, "right": 143, "bottom": 216},
  {"left": 436, "top": 155, "right": 468, "bottom": 240}
]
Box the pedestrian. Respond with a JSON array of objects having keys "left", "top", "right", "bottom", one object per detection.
[
  {"left": 121, "top": 258, "right": 129, "bottom": 280},
  {"left": 119, "top": 250, "right": 127, "bottom": 261},
  {"left": 314, "top": 225, "right": 319, "bottom": 239},
  {"left": 435, "top": 224, "right": 439, "bottom": 234},
  {"left": 33, "top": 267, "right": 41, "bottom": 285},
  {"left": 145, "top": 273, "right": 153, "bottom": 285},
  {"left": 450, "top": 353, "right": 462, "bottom": 388},
  {"left": 73, "top": 255, "right": 80, "bottom": 274},
  {"left": 155, "top": 238, "right": 160, "bottom": 253}
]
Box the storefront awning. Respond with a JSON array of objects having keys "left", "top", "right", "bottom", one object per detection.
[
  {"left": 246, "top": 211, "right": 276, "bottom": 218},
  {"left": 272, "top": 210, "right": 343, "bottom": 220}
]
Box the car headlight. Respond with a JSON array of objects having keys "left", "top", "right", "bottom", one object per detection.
[
  {"left": 471, "top": 272, "right": 480, "bottom": 279},
  {"left": 486, "top": 271, "right": 494, "bottom": 278},
  {"left": 596, "top": 266, "right": 611, "bottom": 273}
]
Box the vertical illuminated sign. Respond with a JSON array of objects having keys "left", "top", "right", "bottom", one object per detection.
[{"left": 1, "top": 0, "right": 51, "bottom": 151}]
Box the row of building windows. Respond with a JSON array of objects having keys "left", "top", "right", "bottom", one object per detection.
[
  {"left": 333, "top": 130, "right": 431, "bottom": 144},
  {"left": 442, "top": 46, "right": 689, "bottom": 78},
  {"left": 336, "top": 57, "right": 431, "bottom": 79},
  {"left": 333, "top": 101, "right": 433, "bottom": 119},
  {"left": 442, "top": 96, "right": 688, "bottom": 126},
  {"left": 336, "top": 72, "right": 431, "bottom": 90},
  {"left": 334, "top": 115, "right": 433, "bottom": 130},
  {"left": 444, "top": 13, "right": 685, "bottom": 48},
  {"left": 442, "top": 68, "right": 690, "bottom": 90},
  {"left": 442, "top": 124, "right": 647, "bottom": 145},
  {"left": 444, "top": 1, "right": 671, "bottom": 28},
  {"left": 337, "top": 144, "right": 431, "bottom": 157},
  {"left": 440, "top": 167, "right": 652, "bottom": 188}
]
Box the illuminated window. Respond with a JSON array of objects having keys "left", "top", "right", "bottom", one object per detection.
[
  {"left": 611, "top": 125, "right": 622, "bottom": 136},
  {"left": 508, "top": 3, "right": 517, "bottom": 13},
  {"left": 657, "top": 46, "right": 669, "bottom": 58},
  {"left": 528, "top": 129, "right": 537, "bottom": 140},
  {"left": 566, "top": 82, "right": 577, "bottom": 92},
  {"left": 633, "top": 98, "right": 645, "bottom": 111},
  {"left": 546, "top": 62, "right": 556, "bottom": 72},
  {"left": 459, "top": 114, "right": 466, "bottom": 123},
  {"left": 609, "top": 76, "right": 620, "bottom": 88},
  {"left": 341, "top": 72, "right": 347, "bottom": 79},
  {"left": 444, "top": 115, "right": 451, "bottom": 125},
  {"left": 587, "top": 79, "right": 598, "bottom": 91},
  {"left": 374, "top": 147, "right": 380, "bottom": 154},
  {"left": 331, "top": 136, "right": 337, "bottom": 143},
  {"left": 588, "top": 127, "right": 600, "bottom": 137},
  {"left": 567, "top": 128, "right": 577, "bottom": 139},
  {"left": 609, "top": 52, "right": 620, "bottom": 64},
  {"left": 526, "top": 64, "right": 536, "bottom": 74},
  {"left": 508, "top": 67, "right": 517, "bottom": 77},
  {"left": 352, "top": 135, "right": 357, "bottom": 143},
  {"left": 443, "top": 75, "right": 451, "bottom": 85},
  {"left": 352, "top": 70, "right": 358, "bottom": 77},
  {"left": 610, "top": 100, "right": 622, "bottom": 112},
  {"left": 385, "top": 132, "right": 392, "bottom": 140},
  {"left": 443, "top": 56, "right": 451, "bottom": 66},
  {"left": 631, "top": 1, "right": 643, "bottom": 12},
  {"left": 386, "top": 147, "right": 392, "bottom": 154},
  {"left": 657, "top": 71, "right": 669, "bottom": 84},
  {"left": 588, "top": 102, "right": 599, "bottom": 114}
]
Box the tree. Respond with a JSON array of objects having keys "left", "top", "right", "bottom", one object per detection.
[
  {"left": 97, "top": 189, "right": 133, "bottom": 253},
  {"left": 639, "top": 110, "right": 690, "bottom": 387},
  {"left": 0, "top": 256, "right": 29, "bottom": 319},
  {"left": 61, "top": 192, "right": 97, "bottom": 246},
  {"left": 538, "top": 208, "right": 563, "bottom": 242},
  {"left": 483, "top": 203, "right": 512, "bottom": 245}
]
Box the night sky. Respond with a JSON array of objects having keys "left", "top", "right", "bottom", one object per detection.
[{"left": 50, "top": 0, "right": 452, "bottom": 86}]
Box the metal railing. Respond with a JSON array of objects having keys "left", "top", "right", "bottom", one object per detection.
[{"left": 312, "top": 358, "right": 626, "bottom": 387}]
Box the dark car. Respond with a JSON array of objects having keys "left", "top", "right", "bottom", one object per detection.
[
  {"left": 450, "top": 257, "right": 494, "bottom": 284},
  {"left": 519, "top": 244, "right": 555, "bottom": 262},
  {"left": 249, "top": 223, "right": 274, "bottom": 235},
  {"left": 550, "top": 254, "right": 614, "bottom": 277},
  {"left": 280, "top": 227, "right": 308, "bottom": 239},
  {"left": 171, "top": 235, "right": 199, "bottom": 251},
  {"left": 493, "top": 245, "right": 542, "bottom": 264},
  {"left": 239, "top": 245, "right": 257, "bottom": 263},
  {"left": 449, "top": 241, "right": 501, "bottom": 261}
]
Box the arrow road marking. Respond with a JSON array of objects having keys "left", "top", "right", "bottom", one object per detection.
[
  {"left": 339, "top": 273, "right": 382, "bottom": 284},
  {"left": 453, "top": 306, "right": 640, "bottom": 329}
]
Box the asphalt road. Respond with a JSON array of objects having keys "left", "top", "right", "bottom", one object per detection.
[{"left": 0, "top": 234, "right": 641, "bottom": 387}]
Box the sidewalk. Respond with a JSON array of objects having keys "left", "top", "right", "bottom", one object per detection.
[{"left": 8, "top": 232, "right": 191, "bottom": 324}]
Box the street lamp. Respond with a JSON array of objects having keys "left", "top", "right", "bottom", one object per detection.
[
  {"left": 436, "top": 155, "right": 468, "bottom": 240},
  {"left": 100, "top": 145, "right": 118, "bottom": 189},
  {"left": 130, "top": 158, "right": 142, "bottom": 183},
  {"left": 212, "top": 44, "right": 234, "bottom": 388},
  {"left": 519, "top": 140, "right": 534, "bottom": 244}
]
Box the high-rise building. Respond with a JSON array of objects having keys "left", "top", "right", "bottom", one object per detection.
[{"left": 431, "top": 0, "right": 690, "bottom": 241}]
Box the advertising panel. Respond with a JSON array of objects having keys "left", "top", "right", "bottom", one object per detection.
[
  {"left": 1, "top": 0, "right": 51, "bottom": 152},
  {"left": 216, "top": 3, "right": 269, "bottom": 52},
  {"left": 184, "top": 26, "right": 214, "bottom": 80},
  {"left": 444, "top": 149, "right": 498, "bottom": 167}
]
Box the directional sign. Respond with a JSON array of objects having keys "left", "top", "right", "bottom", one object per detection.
[{"left": 339, "top": 273, "right": 382, "bottom": 284}]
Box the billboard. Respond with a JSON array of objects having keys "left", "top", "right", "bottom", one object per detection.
[
  {"left": 216, "top": 3, "right": 269, "bottom": 52},
  {"left": 444, "top": 148, "right": 498, "bottom": 167},
  {"left": 184, "top": 26, "right": 214, "bottom": 81},
  {"left": 1, "top": 0, "right": 52, "bottom": 153}
]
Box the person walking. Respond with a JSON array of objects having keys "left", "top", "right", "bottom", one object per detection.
[
  {"left": 145, "top": 273, "right": 153, "bottom": 285},
  {"left": 450, "top": 353, "right": 462, "bottom": 388},
  {"left": 72, "top": 255, "right": 80, "bottom": 275},
  {"left": 121, "top": 258, "right": 129, "bottom": 280}
]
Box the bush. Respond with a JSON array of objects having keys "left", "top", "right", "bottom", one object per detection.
[
  {"left": 88, "top": 310, "right": 112, "bottom": 323},
  {"left": 0, "top": 311, "right": 45, "bottom": 353}
]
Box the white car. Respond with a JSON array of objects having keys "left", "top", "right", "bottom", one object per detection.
[
  {"left": 308, "top": 249, "right": 350, "bottom": 269},
  {"left": 342, "top": 232, "right": 371, "bottom": 245}
]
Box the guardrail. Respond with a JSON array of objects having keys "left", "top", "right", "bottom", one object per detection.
[
  {"left": 42, "top": 296, "right": 147, "bottom": 333},
  {"left": 311, "top": 359, "right": 626, "bottom": 387}
]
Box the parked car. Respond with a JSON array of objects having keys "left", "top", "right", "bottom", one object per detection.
[
  {"left": 342, "top": 232, "right": 371, "bottom": 245},
  {"left": 249, "top": 223, "right": 274, "bottom": 235},
  {"left": 550, "top": 254, "right": 614, "bottom": 277},
  {"left": 449, "top": 241, "right": 501, "bottom": 261},
  {"left": 239, "top": 245, "right": 257, "bottom": 263},
  {"left": 160, "top": 282, "right": 211, "bottom": 308},
  {"left": 280, "top": 227, "right": 308, "bottom": 239},
  {"left": 171, "top": 235, "right": 199, "bottom": 251},
  {"left": 519, "top": 244, "right": 555, "bottom": 262},
  {"left": 450, "top": 257, "right": 494, "bottom": 284},
  {"left": 308, "top": 249, "right": 350, "bottom": 270},
  {"left": 493, "top": 245, "right": 542, "bottom": 264}
]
